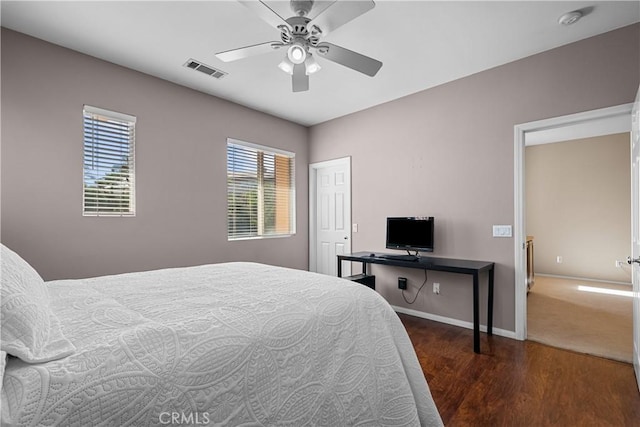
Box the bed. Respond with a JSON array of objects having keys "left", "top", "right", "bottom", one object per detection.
[{"left": 0, "top": 244, "right": 443, "bottom": 426}]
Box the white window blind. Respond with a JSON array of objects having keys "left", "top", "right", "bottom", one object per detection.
[
  {"left": 227, "top": 139, "right": 295, "bottom": 240},
  {"left": 83, "top": 105, "right": 136, "bottom": 216}
]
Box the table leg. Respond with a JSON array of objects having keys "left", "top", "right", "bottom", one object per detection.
[
  {"left": 473, "top": 272, "right": 480, "bottom": 353},
  {"left": 488, "top": 267, "right": 494, "bottom": 335}
]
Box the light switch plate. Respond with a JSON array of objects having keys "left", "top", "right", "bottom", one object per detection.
[{"left": 493, "top": 225, "right": 512, "bottom": 237}]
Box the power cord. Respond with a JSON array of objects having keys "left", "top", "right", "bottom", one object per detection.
[{"left": 402, "top": 269, "right": 428, "bottom": 304}]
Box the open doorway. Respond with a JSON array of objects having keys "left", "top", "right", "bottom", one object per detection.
[
  {"left": 514, "top": 103, "right": 634, "bottom": 347},
  {"left": 525, "top": 132, "right": 632, "bottom": 362}
]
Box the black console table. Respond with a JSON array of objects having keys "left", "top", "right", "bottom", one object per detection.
[{"left": 337, "top": 252, "right": 495, "bottom": 354}]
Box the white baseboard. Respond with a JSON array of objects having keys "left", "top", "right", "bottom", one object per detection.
[
  {"left": 392, "top": 305, "right": 518, "bottom": 340},
  {"left": 536, "top": 273, "right": 632, "bottom": 286}
]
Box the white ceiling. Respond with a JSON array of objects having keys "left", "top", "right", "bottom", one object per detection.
[{"left": 2, "top": 1, "right": 638, "bottom": 126}]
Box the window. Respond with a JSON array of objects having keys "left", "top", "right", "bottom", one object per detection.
[
  {"left": 227, "top": 139, "right": 295, "bottom": 240},
  {"left": 83, "top": 105, "right": 136, "bottom": 216}
]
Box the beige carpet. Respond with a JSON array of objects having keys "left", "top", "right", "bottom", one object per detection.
[{"left": 527, "top": 275, "right": 633, "bottom": 363}]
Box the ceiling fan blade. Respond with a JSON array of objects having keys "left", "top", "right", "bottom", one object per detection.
[
  {"left": 216, "top": 41, "right": 281, "bottom": 62},
  {"left": 316, "top": 42, "right": 382, "bottom": 77},
  {"left": 238, "top": 0, "right": 287, "bottom": 29},
  {"left": 308, "top": 0, "right": 375, "bottom": 36},
  {"left": 292, "top": 63, "right": 309, "bottom": 92}
]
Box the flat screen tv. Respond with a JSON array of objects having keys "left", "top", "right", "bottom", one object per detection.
[{"left": 386, "top": 217, "right": 434, "bottom": 253}]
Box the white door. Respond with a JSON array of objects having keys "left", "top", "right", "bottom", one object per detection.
[
  {"left": 631, "top": 86, "right": 640, "bottom": 391},
  {"left": 309, "top": 157, "right": 351, "bottom": 276}
]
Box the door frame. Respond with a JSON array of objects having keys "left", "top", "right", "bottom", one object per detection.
[
  {"left": 513, "top": 103, "right": 634, "bottom": 340},
  {"left": 309, "top": 156, "right": 352, "bottom": 273},
  {"left": 631, "top": 88, "right": 640, "bottom": 391}
]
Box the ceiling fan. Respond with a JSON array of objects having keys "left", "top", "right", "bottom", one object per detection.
[{"left": 215, "top": 0, "right": 383, "bottom": 92}]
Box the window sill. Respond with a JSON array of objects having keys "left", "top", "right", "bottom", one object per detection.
[{"left": 228, "top": 233, "right": 295, "bottom": 242}]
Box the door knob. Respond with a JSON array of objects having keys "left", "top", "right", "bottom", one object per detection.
[
  {"left": 344, "top": 236, "right": 349, "bottom": 240},
  {"left": 627, "top": 256, "right": 640, "bottom": 265}
]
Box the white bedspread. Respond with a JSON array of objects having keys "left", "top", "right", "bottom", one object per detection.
[{"left": 2, "top": 262, "right": 442, "bottom": 426}]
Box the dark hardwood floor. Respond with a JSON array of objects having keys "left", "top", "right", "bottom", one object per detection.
[{"left": 399, "top": 314, "right": 640, "bottom": 426}]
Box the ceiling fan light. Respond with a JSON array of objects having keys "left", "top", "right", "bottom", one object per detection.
[
  {"left": 287, "top": 44, "right": 307, "bottom": 65},
  {"left": 305, "top": 55, "right": 321, "bottom": 75},
  {"left": 278, "top": 58, "right": 295, "bottom": 75}
]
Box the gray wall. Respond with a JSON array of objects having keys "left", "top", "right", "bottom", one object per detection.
[
  {"left": 2, "top": 24, "right": 639, "bottom": 334},
  {"left": 1, "top": 29, "right": 309, "bottom": 280},
  {"left": 526, "top": 133, "right": 631, "bottom": 283},
  {"left": 309, "top": 24, "right": 640, "bottom": 332}
]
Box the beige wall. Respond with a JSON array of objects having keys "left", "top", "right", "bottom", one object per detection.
[
  {"left": 526, "top": 133, "right": 631, "bottom": 283},
  {"left": 309, "top": 24, "right": 640, "bottom": 332},
  {"left": 1, "top": 29, "right": 309, "bottom": 280}
]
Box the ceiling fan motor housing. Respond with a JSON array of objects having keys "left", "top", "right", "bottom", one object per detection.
[
  {"left": 282, "top": 16, "right": 320, "bottom": 49},
  {"left": 286, "top": 16, "right": 311, "bottom": 36}
]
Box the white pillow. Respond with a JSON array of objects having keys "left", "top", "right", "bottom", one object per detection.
[{"left": 0, "top": 244, "right": 75, "bottom": 363}]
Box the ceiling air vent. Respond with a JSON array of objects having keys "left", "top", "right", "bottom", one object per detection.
[{"left": 184, "top": 59, "right": 227, "bottom": 79}]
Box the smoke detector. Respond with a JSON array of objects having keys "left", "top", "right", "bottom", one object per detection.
[{"left": 558, "top": 10, "right": 583, "bottom": 26}]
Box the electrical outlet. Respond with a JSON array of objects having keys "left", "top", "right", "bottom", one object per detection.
[
  {"left": 398, "top": 277, "right": 407, "bottom": 290},
  {"left": 556, "top": 256, "right": 563, "bottom": 264},
  {"left": 433, "top": 282, "right": 440, "bottom": 295},
  {"left": 615, "top": 260, "right": 624, "bottom": 268}
]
